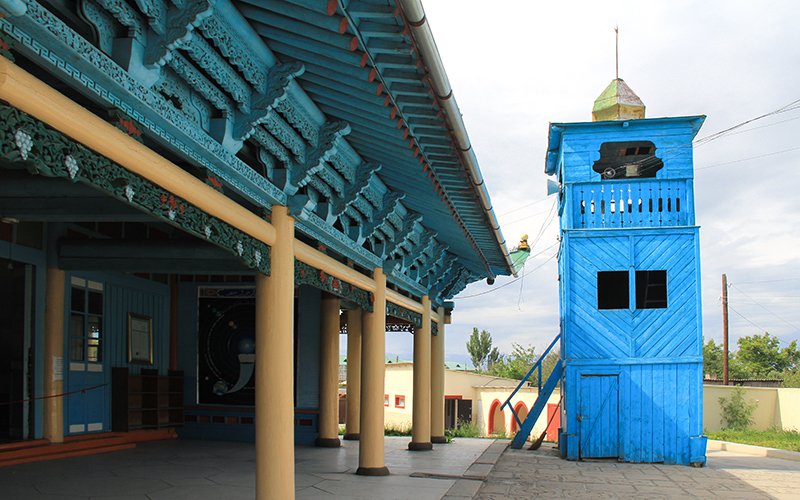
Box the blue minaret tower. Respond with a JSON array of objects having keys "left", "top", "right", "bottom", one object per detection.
[{"left": 545, "top": 79, "right": 707, "bottom": 465}]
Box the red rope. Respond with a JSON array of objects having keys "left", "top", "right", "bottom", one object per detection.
[{"left": 0, "top": 383, "right": 108, "bottom": 406}]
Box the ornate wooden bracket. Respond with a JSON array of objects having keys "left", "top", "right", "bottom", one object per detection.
[{"left": 0, "top": 104, "right": 270, "bottom": 275}]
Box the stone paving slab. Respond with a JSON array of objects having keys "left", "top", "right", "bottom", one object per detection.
[
  {"left": 473, "top": 443, "right": 800, "bottom": 500},
  {"left": 0, "top": 436, "right": 496, "bottom": 500}
]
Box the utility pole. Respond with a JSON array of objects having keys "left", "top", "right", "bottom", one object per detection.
[{"left": 722, "top": 274, "right": 729, "bottom": 385}]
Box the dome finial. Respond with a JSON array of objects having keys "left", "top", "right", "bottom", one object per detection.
[{"left": 592, "top": 26, "right": 645, "bottom": 121}]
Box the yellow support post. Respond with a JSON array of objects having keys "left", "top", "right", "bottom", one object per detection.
[
  {"left": 42, "top": 267, "right": 65, "bottom": 444},
  {"left": 344, "top": 308, "right": 362, "bottom": 440},
  {"left": 357, "top": 268, "right": 389, "bottom": 476},
  {"left": 431, "top": 306, "right": 446, "bottom": 443},
  {"left": 317, "top": 294, "right": 341, "bottom": 447},
  {"left": 409, "top": 295, "right": 432, "bottom": 450},
  {"left": 255, "top": 206, "right": 295, "bottom": 499}
]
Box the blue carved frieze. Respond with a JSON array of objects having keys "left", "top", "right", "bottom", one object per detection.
[
  {"left": 142, "top": 0, "right": 214, "bottom": 69},
  {"left": 0, "top": 0, "right": 483, "bottom": 302}
]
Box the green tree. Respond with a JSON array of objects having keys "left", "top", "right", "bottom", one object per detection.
[
  {"left": 781, "top": 368, "right": 800, "bottom": 388},
  {"left": 486, "top": 344, "right": 561, "bottom": 383},
  {"left": 538, "top": 349, "right": 561, "bottom": 386},
  {"left": 466, "top": 328, "right": 492, "bottom": 372},
  {"left": 702, "top": 337, "right": 749, "bottom": 380},
  {"left": 489, "top": 343, "right": 537, "bottom": 380},
  {"left": 703, "top": 337, "right": 724, "bottom": 378},
  {"left": 487, "top": 346, "right": 502, "bottom": 371},
  {"left": 736, "top": 333, "right": 800, "bottom": 378}
]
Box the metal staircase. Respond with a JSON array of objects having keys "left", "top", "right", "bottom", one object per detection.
[{"left": 500, "top": 334, "right": 562, "bottom": 449}]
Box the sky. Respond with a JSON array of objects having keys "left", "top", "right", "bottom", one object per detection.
[{"left": 379, "top": 0, "right": 800, "bottom": 367}]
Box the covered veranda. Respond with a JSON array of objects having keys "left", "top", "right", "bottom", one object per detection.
[{"left": 0, "top": 0, "right": 516, "bottom": 498}]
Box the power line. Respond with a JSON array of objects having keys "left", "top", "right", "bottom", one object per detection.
[
  {"left": 696, "top": 146, "right": 800, "bottom": 171},
  {"left": 735, "top": 278, "right": 800, "bottom": 285},
  {"left": 727, "top": 304, "right": 767, "bottom": 333},
  {"left": 722, "top": 115, "right": 800, "bottom": 137},
  {"left": 502, "top": 206, "right": 556, "bottom": 227},
  {"left": 458, "top": 244, "right": 559, "bottom": 299},
  {"left": 498, "top": 196, "right": 552, "bottom": 217},
  {"left": 730, "top": 283, "right": 800, "bottom": 333},
  {"left": 600, "top": 97, "right": 800, "bottom": 178}
]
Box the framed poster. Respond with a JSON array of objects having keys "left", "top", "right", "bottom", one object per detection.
[
  {"left": 197, "top": 287, "right": 256, "bottom": 405},
  {"left": 128, "top": 313, "right": 153, "bottom": 364}
]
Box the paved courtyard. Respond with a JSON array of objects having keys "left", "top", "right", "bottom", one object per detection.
[
  {"left": 1, "top": 436, "right": 799, "bottom": 499},
  {"left": 475, "top": 442, "right": 800, "bottom": 500},
  {"left": 0, "top": 436, "right": 499, "bottom": 500}
]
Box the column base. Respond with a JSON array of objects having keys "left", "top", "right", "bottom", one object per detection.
[
  {"left": 343, "top": 433, "right": 360, "bottom": 441},
  {"left": 408, "top": 441, "right": 433, "bottom": 451},
  {"left": 356, "top": 466, "right": 390, "bottom": 476},
  {"left": 431, "top": 435, "right": 448, "bottom": 444},
  {"left": 315, "top": 437, "right": 341, "bottom": 448}
]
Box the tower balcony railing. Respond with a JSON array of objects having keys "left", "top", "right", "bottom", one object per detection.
[{"left": 568, "top": 179, "right": 693, "bottom": 229}]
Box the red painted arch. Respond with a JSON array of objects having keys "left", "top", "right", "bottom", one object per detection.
[
  {"left": 510, "top": 402, "right": 528, "bottom": 432},
  {"left": 487, "top": 398, "right": 505, "bottom": 435}
]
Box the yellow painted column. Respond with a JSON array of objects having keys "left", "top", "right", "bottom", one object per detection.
[
  {"left": 431, "top": 306, "right": 446, "bottom": 443},
  {"left": 357, "top": 268, "right": 389, "bottom": 476},
  {"left": 344, "top": 308, "right": 362, "bottom": 440},
  {"left": 255, "top": 206, "right": 295, "bottom": 499},
  {"left": 317, "top": 294, "right": 341, "bottom": 447},
  {"left": 43, "top": 267, "right": 65, "bottom": 444},
  {"left": 409, "top": 295, "right": 432, "bottom": 450}
]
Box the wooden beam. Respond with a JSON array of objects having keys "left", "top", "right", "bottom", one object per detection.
[
  {"left": 0, "top": 58, "right": 276, "bottom": 248},
  {"left": 57, "top": 238, "right": 247, "bottom": 272}
]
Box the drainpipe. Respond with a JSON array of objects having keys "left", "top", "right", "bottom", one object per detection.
[{"left": 396, "top": 0, "right": 516, "bottom": 278}]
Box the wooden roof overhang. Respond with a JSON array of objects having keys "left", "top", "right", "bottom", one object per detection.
[
  {"left": 231, "top": 0, "right": 514, "bottom": 292},
  {"left": 0, "top": 0, "right": 513, "bottom": 305}
]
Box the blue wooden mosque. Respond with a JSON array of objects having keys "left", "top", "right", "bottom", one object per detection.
[{"left": 545, "top": 79, "right": 707, "bottom": 465}]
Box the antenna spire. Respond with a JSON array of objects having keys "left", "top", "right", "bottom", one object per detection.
[{"left": 615, "top": 25, "right": 619, "bottom": 80}]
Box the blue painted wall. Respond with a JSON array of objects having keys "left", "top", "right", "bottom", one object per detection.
[
  {"left": 552, "top": 116, "right": 706, "bottom": 465},
  {"left": 63, "top": 271, "right": 169, "bottom": 435}
]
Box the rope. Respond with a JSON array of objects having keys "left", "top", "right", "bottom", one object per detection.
[{"left": 0, "top": 383, "right": 109, "bottom": 406}]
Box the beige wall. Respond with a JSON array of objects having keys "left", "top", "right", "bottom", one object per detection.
[
  {"left": 703, "top": 385, "right": 800, "bottom": 432},
  {"left": 384, "top": 363, "right": 561, "bottom": 439},
  {"left": 388, "top": 371, "right": 800, "bottom": 437},
  {"left": 384, "top": 363, "right": 414, "bottom": 429},
  {"left": 476, "top": 387, "right": 561, "bottom": 438}
]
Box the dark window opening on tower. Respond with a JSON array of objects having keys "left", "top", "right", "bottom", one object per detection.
[
  {"left": 597, "top": 271, "right": 629, "bottom": 310},
  {"left": 593, "top": 141, "right": 662, "bottom": 179},
  {"left": 636, "top": 270, "right": 668, "bottom": 309}
]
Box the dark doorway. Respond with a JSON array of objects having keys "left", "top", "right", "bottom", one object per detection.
[
  {"left": 445, "top": 398, "right": 472, "bottom": 430},
  {"left": 0, "top": 262, "right": 32, "bottom": 442}
]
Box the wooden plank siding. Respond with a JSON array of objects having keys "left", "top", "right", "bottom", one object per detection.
[
  {"left": 565, "top": 361, "right": 702, "bottom": 463},
  {"left": 564, "top": 229, "right": 700, "bottom": 360},
  {"left": 105, "top": 277, "right": 170, "bottom": 375},
  {"left": 561, "top": 228, "right": 702, "bottom": 463}
]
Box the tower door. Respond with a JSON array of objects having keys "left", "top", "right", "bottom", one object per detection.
[
  {"left": 66, "top": 277, "right": 107, "bottom": 434},
  {"left": 578, "top": 374, "right": 619, "bottom": 459}
]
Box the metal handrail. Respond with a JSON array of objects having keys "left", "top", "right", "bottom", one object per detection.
[{"left": 500, "top": 333, "right": 561, "bottom": 430}]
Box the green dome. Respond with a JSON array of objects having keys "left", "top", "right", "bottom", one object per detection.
[{"left": 592, "top": 78, "right": 645, "bottom": 121}]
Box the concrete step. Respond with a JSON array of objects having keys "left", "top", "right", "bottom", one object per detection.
[{"left": 0, "top": 429, "right": 176, "bottom": 467}]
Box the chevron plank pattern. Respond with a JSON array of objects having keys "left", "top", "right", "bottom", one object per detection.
[{"left": 566, "top": 231, "right": 699, "bottom": 361}]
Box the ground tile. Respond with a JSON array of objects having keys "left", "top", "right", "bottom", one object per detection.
[
  {"left": 147, "top": 484, "right": 255, "bottom": 500},
  {"left": 34, "top": 476, "right": 170, "bottom": 497},
  {"left": 445, "top": 479, "right": 482, "bottom": 497}
]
